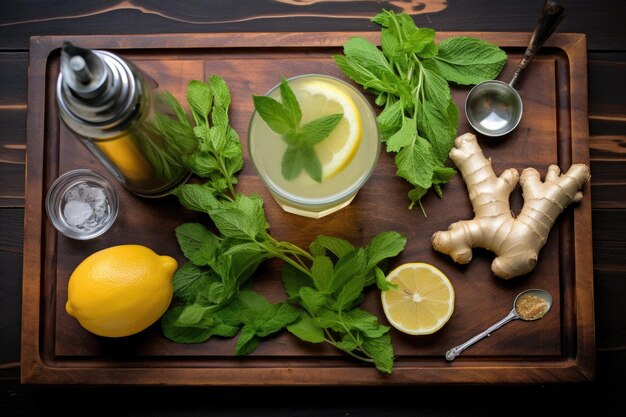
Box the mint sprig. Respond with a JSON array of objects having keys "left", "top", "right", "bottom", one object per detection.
[
  {"left": 165, "top": 184, "right": 407, "bottom": 372},
  {"left": 252, "top": 77, "right": 342, "bottom": 182},
  {"left": 333, "top": 10, "right": 507, "bottom": 213},
  {"left": 151, "top": 76, "right": 243, "bottom": 197}
]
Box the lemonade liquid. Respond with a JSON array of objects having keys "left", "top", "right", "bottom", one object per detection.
[{"left": 248, "top": 75, "right": 379, "bottom": 218}]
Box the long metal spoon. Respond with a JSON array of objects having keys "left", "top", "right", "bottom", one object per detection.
[
  {"left": 464, "top": 0, "right": 566, "bottom": 137},
  {"left": 445, "top": 289, "right": 552, "bottom": 361}
]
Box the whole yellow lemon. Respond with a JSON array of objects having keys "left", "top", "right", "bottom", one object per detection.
[{"left": 65, "top": 244, "right": 177, "bottom": 337}]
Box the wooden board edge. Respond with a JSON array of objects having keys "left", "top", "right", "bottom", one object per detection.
[
  {"left": 20, "top": 36, "right": 55, "bottom": 384},
  {"left": 26, "top": 32, "right": 584, "bottom": 51},
  {"left": 20, "top": 360, "right": 594, "bottom": 385},
  {"left": 561, "top": 33, "right": 596, "bottom": 381}
]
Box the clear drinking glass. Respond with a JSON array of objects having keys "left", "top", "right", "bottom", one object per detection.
[
  {"left": 248, "top": 74, "right": 380, "bottom": 218},
  {"left": 45, "top": 169, "right": 119, "bottom": 240}
]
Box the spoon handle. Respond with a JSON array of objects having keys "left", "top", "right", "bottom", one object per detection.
[
  {"left": 509, "top": 0, "right": 566, "bottom": 88},
  {"left": 445, "top": 310, "right": 519, "bottom": 361}
]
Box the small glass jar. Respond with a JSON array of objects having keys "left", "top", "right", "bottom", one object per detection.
[{"left": 45, "top": 169, "right": 119, "bottom": 240}]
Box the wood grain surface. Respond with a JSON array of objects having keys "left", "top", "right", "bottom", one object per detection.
[{"left": 2, "top": 0, "right": 626, "bottom": 414}]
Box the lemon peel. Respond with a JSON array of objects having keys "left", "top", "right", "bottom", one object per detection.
[{"left": 66, "top": 244, "right": 177, "bottom": 337}]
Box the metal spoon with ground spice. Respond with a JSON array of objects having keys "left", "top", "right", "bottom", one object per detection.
[
  {"left": 445, "top": 289, "right": 552, "bottom": 361},
  {"left": 515, "top": 293, "right": 550, "bottom": 320}
]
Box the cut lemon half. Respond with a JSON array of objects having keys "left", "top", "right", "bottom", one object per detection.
[
  {"left": 295, "top": 80, "right": 362, "bottom": 179},
  {"left": 381, "top": 263, "right": 455, "bottom": 335}
]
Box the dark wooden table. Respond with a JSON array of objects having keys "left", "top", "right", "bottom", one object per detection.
[{"left": 2, "top": 0, "right": 625, "bottom": 415}]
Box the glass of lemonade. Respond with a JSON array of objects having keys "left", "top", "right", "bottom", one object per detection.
[{"left": 248, "top": 74, "right": 380, "bottom": 218}]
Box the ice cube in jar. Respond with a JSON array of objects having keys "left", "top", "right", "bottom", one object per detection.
[{"left": 46, "top": 169, "right": 119, "bottom": 240}]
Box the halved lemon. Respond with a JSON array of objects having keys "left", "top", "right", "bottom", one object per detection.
[
  {"left": 295, "top": 80, "right": 362, "bottom": 179},
  {"left": 381, "top": 262, "right": 455, "bottom": 335}
]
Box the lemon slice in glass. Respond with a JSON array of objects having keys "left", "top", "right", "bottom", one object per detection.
[
  {"left": 381, "top": 262, "right": 455, "bottom": 335},
  {"left": 295, "top": 80, "right": 362, "bottom": 179}
]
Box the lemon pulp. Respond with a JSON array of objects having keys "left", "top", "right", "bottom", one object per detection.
[
  {"left": 381, "top": 262, "right": 455, "bottom": 335},
  {"left": 295, "top": 80, "right": 362, "bottom": 179}
]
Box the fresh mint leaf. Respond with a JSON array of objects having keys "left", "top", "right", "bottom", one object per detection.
[
  {"left": 172, "top": 262, "right": 214, "bottom": 302},
  {"left": 157, "top": 91, "right": 190, "bottom": 125},
  {"left": 342, "top": 36, "right": 394, "bottom": 81},
  {"left": 227, "top": 291, "right": 299, "bottom": 355},
  {"left": 152, "top": 112, "right": 196, "bottom": 154},
  {"left": 187, "top": 80, "right": 212, "bottom": 125},
  {"left": 209, "top": 75, "right": 231, "bottom": 128},
  {"left": 434, "top": 37, "right": 507, "bottom": 85},
  {"left": 362, "top": 333, "right": 394, "bottom": 374},
  {"left": 314, "top": 308, "right": 346, "bottom": 333},
  {"left": 281, "top": 146, "right": 305, "bottom": 180},
  {"left": 374, "top": 266, "right": 397, "bottom": 291},
  {"left": 386, "top": 116, "right": 416, "bottom": 152},
  {"left": 161, "top": 307, "right": 215, "bottom": 343},
  {"left": 335, "top": 334, "right": 358, "bottom": 352},
  {"left": 333, "top": 54, "right": 393, "bottom": 94},
  {"left": 309, "top": 235, "right": 355, "bottom": 258},
  {"left": 173, "top": 183, "right": 220, "bottom": 213},
  {"left": 175, "top": 223, "right": 221, "bottom": 266},
  {"left": 223, "top": 242, "right": 269, "bottom": 286},
  {"left": 417, "top": 99, "right": 459, "bottom": 165},
  {"left": 395, "top": 137, "right": 436, "bottom": 190},
  {"left": 433, "top": 166, "right": 457, "bottom": 184},
  {"left": 421, "top": 59, "right": 452, "bottom": 112},
  {"left": 301, "top": 146, "right": 322, "bottom": 183},
  {"left": 235, "top": 325, "right": 259, "bottom": 356},
  {"left": 299, "top": 287, "right": 327, "bottom": 314},
  {"left": 237, "top": 290, "right": 270, "bottom": 312},
  {"left": 255, "top": 302, "right": 300, "bottom": 337},
  {"left": 335, "top": 272, "right": 365, "bottom": 310},
  {"left": 182, "top": 151, "right": 219, "bottom": 177},
  {"left": 208, "top": 194, "right": 269, "bottom": 241},
  {"left": 365, "top": 231, "right": 407, "bottom": 271},
  {"left": 287, "top": 314, "right": 325, "bottom": 343},
  {"left": 252, "top": 95, "right": 294, "bottom": 135},
  {"left": 176, "top": 303, "right": 213, "bottom": 326},
  {"left": 330, "top": 248, "right": 367, "bottom": 294},
  {"left": 417, "top": 41, "right": 438, "bottom": 59},
  {"left": 298, "top": 113, "right": 343, "bottom": 146},
  {"left": 311, "top": 255, "right": 334, "bottom": 294},
  {"left": 377, "top": 100, "right": 403, "bottom": 141},
  {"left": 279, "top": 76, "right": 302, "bottom": 127},
  {"left": 281, "top": 144, "right": 322, "bottom": 183},
  {"left": 344, "top": 309, "right": 390, "bottom": 338},
  {"left": 281, "top": 263, "right": 313, "bottom": 299}
]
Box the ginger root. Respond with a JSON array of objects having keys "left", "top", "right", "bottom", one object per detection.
[{"left": 432, "top": 133, "right": 590, "bottom": 279}]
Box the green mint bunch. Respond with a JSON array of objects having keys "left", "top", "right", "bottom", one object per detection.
[
  {"left": 333, "top": 10, "right": 507, "bottom": 213},
  {"left": 252, "top": 77, "right": 343, "bottom": 182},
  {"left": 282, "top": 232, "right": 407, "bottom": 373},
  {"left": 151, "top": 76, "right": 243, "bottom": 197},
  {"left": 162, "top": 182, "right": 407, "bottom": 371}
]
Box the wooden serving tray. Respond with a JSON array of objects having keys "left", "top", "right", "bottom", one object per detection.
[{"left": 22, "top": 32, "right": 593, "bottom": 385}]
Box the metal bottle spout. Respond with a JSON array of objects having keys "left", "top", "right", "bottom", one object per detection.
[{"left": 60, "top": 42, "right": 109, "bottom": 99}]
